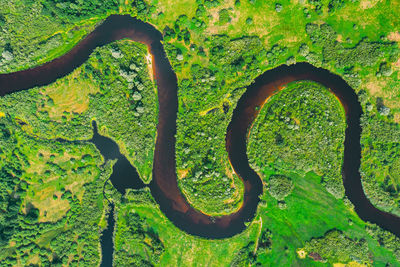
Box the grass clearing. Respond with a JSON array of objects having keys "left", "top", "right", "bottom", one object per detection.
[
  {"left": 254, "top": 169, "right": 399, "bottom": 266},
  {"left": 113, "top": 189, "right": 260, "bottom": 266},
  {"left": 20, "top": 139, "right": 101, "bottom": 222},
  {"left": 150, "top": 0, "right": 197, "bottom": 31},
  {"left": 40, "top": 69, "right": 99, "bottom": 120}
]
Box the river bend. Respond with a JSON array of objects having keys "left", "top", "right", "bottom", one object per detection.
[{"left": 0, "top": 15, "right": 399, "bottom": 239}]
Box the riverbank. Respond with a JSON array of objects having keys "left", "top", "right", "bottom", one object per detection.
[{"left": 1, "top": 13, "right": 400, "bottom": 266}]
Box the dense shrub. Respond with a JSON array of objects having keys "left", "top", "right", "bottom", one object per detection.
[
  {"left": 218, "top": 9, "right": 231, "bottom": 24},
  {"left": 268, "top": 175, "right": 294, "bottom": 200},
  {"left": 303, "top": 229, "right": 370, "bottom": 264},
  {"left": 248, "top": 81, "right": 346, "bottom": 198},
  {"left": 41, "top": 0, "right": 119, "bottom": 21},
  {"left": 360, "top": 115, "right": 400, "bottom": 215},
  {"left": 230, "top": 241, "right": 255, "bottom": 266},
  {"left": 275, "top": 3, "right": 283, "bottom": 12},
  {"left": 132, "top": 0, "right": 155, "bottom": 20},
  {"left": 113, "top": 194, "right": 165, "bottom": 265},
  {"left": 305, "top": 23, "right": 398, "bottom": 68},
  {"left": 377, "top": 62, "right": 393, "bottom": 77},
  {"left": 366, "top": 224, "right": 400, "bottom": 261}
]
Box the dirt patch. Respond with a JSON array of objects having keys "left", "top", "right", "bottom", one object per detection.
[
  {"left": 285, "top": 36, "right": 300, "bottom": 43},
  {"left": 388, "top": 32, "right": 400, "bottom": 42},
  {"left": 308, "top": 252, "right": 324, "bottom": 262},
  {"left": 224, "top": 160, "right": 241, "bottom": 202},
  {"left": 65, "top": 178, "right": 88, "bottom": 201},
  {"left": 27, "top": 255, "right": 41, "bottom": 266},
  {"left": 364, "top": 75, "right": 400, "bottom": 111},
  {"left": 223, "top": 198, "right": 235, "bottom": 204},
  {"left": 177, "top": 169, "right": 189, "bottom": 179},
  {"left": 27, "top": 186, "right": 70, "bottom": 223},
  {"left": 41, "top": 68, "right": 98, "bottom": 120},
  {"left": 146, "top": 53, "right": 154, "bottom": 82},
  {"left": 360, "top": 0, "right": 382, "bottom": 9},
  {"left": 334, "top": 262, "right": 366, "bottom": 267},
  {"left": 297, "top": 249, "right": 307, "bottom": 259},
  {"left": 394, "top": 113, "right": 400, "bottom": 123},
  {"left": 364, "top": 77, "right": 388, "bottom": 96}
]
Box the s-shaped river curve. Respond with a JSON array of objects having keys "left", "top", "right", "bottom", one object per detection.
[{"left": 0, "top": 15, "right": 399, "bottom": 239}]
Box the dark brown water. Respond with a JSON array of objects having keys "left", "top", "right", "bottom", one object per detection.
[
  {"left": 227, "top": 63, "right": 400, "bottom": 238},
  {"left": 90, "top": 120, "right": 145, "bottom": 267},
  {"left": 0, "top": 15, "right": 399, "bottom": 244},
  {"left": 100, "top": 203, "right": 115, "bottom": 267},
  {"left": 90, "top": 120, "right": 145, "bottom": 193}
]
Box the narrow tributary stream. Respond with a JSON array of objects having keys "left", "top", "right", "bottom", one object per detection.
[{"left": 89, "top": 120, "right": 145, "bottom": 266}]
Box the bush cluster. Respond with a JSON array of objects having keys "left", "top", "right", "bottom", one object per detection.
[{"left": 268, "top": 175, "right": 294, "bottom": 201}]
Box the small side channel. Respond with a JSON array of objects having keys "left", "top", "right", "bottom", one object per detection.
[
  {"left": 90, "top": 120, "right": 146, "bottom": 266},
  {"left": 100, "top": 203, "right": 115, "bottom": 267}
]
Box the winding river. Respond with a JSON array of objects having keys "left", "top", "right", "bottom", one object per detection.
[{"left": 0, "top": 14, "right": 399, "bottom": 245}]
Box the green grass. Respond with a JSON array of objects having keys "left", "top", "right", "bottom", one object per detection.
[
  {"left": 113, "top": 188, "right": 261, "bottom": 266},
  {"left": 21, "top": 140, "right": 101, "bottom": 222},
  {"left": 245, "top": 80, "right": 398, "bottom": 265},
  {"left": 0, "top": 39, "right": 158, "bottom": 183},
  {"left": 1, "top": 0, "right": 400, "bottom": 265},
  {"left": 249, "top": 168, "right": 399, "bottom": 266},
  {"left": 0, "top": 117, "right": 109, "bottom": 266},
  {"left": 111, "top": 168, "right": 400, "bottom": 266}
]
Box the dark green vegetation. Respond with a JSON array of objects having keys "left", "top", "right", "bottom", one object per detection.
[
  {"left": 1, "top": 39, "right": 157, "bottom": 182},
  {"left": 173, "top": 34, "right": 268, "bottom": 214},
  {"left": 303, "top": 226, "right": 400, "bottom": 264},
  {"left": 155, "top": 0, "right": 400, "bottom": 216},
  {"left": 303, "top": 229, "right": 370, "bottom": 264},
  {"left": 0, "top": 12, "right": 158, "bottom": 265},
  {"left": 230, "top": 229, "right": 273, "bottom": 266},
  {"left": 0, "top": 116, "right": 109, "bottom": 265},
  {"left": 0, "top": 0, "right": 99, "bottom": 73},
  {"left": 248, "top": 81, "right": 346, "bottom": 199},
  {"left": 113, "top": 190, "right": 165, "bottom": 266},
  {"left": 268, "top": 175, "right": 294, "bottom": 201},
  {"left": 107, "top": 186, "right": 261, "bottom": 266},
  {"left": 41, "top": 0, "right": 119, "bottom": 21},
  {"left": 246, "top": 81, "right": 400, "bottom": 265},
  {"left": 302, "top": 22, "right": 398, "bottom": 88},
  {"left": 1, "top": 0, "right": 400, "bottom": 266},
  {"left": 360, "top": 114, "right": 400, "bottom": 217}
]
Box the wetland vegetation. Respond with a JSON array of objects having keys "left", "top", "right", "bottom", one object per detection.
[{"left": 1, "top": 0, "right": 400, "bottom": 266}]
